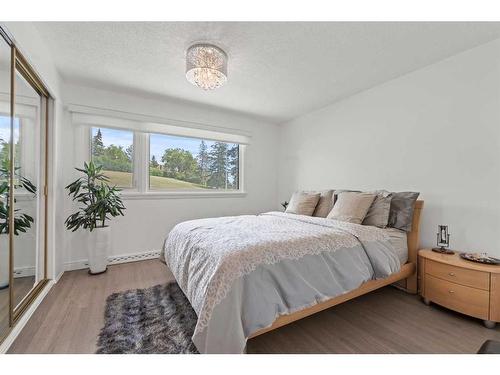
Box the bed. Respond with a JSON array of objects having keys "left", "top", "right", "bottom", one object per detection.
[{"left": 163, "top": 200, "right": 423, "bottom": 353}]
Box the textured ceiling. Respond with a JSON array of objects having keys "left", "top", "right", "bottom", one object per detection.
[{"left": 33, "top": 22, "right": 500, "bottom": 123}]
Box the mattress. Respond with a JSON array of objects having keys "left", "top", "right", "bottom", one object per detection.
[{"left": 384, "top": 227, "right": 408, "bottom": 264}]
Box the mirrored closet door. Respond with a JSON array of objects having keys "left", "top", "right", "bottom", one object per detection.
[
  {"left": 0, "top": 27, "right": 50, "bottom": 345},
  {"left": 0, "top": 28, "right": 12, "bottom": 341},
  {"left": 12, "top": 52, "right": 48, "bottom": 318}
]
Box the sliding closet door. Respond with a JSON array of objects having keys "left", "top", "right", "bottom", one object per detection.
[
  {"left": 11, "top": 67, "right": 45, "bottom": 313},
  {"left": 11, "top": 50, "right": 49, "bottom": 322},
  {"left": 0, "top": 26, "right": 50, "bottom": 344},
  {"left": 0, "top": 30, "right": 12, "bottom": 341}
]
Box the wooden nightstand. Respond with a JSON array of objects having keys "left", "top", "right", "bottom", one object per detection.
[{"left": 419, "top": 249, "right": 500, "bottom": 328}]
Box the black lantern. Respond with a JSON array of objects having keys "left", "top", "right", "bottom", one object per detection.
[{"left": 432, "top": 225, "right": 454, "bottom": 254}]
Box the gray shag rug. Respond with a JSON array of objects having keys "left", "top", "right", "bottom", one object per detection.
[{"left": 96, "top": 282, "right": 199, "bottom": 354}]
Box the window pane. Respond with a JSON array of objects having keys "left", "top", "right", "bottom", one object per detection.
[
  {"left": 0, "top": 116, "right": 12, "bottom": 166},
  {"left": 0, "top": 117, "right": 24, "bottom": 201},
  {"left": 149, "top": 133, "right": 239, "bottom": 190},
  {"left": 91, "top": 127, "right": 134, "bottom": 188}
]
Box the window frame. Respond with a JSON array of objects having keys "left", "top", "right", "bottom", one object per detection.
[{"left": 85, "top": 126, "right": 246, "bottom": 199}]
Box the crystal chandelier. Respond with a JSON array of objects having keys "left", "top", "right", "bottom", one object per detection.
[{"left": 186, "top": 43, "right": 228, "bottom": 90}]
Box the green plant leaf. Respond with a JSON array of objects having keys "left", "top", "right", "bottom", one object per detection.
[{"left": 65, "top": 162, "right": 126, "bottom": 232}]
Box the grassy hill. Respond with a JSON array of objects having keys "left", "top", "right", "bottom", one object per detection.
[{"left": 103, "top": 170, "right": 208, "bottom": 190}]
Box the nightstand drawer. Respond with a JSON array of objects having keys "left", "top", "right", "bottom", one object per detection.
[
  {"left": 425, "top": 274, "right": 489, "bottom": 320},
  {"left": 426, "top": 259, "right": 490, "bottom": 290}
]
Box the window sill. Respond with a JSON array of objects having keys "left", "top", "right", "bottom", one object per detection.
[{"left": 120, "top": 191, "right": 247, "bottom": 200}]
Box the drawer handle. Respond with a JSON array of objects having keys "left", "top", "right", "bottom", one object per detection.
[
  {"left": 448, "top": 290, "right": 455, "bottom": 294},
  {"left": 449, "top": 272, "right": 455, "bottom": 276}
]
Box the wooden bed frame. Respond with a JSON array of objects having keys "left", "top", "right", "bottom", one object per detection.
[{"left": 249, "top": 200, "right": 424, "bottom": 339}]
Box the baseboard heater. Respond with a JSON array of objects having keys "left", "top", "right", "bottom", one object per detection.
[{"left": 65, "top": 250, "right": 162, "bottom": 271}]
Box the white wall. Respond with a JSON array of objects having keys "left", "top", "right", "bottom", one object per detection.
[
  {"left": 4, "top": 23, "right": 280, "bottom": 274},
  {"left": 9, "top": 22, "right": 497, "bottom": 271},
  {"left": 3, "top": 22, "right": 66, "bottom": 279},
  {"left": 61, "top": 84, "right": 279, "bottom": 268},
  {"left": 279, "top": 38, "right": 500, "bottom": 256}
]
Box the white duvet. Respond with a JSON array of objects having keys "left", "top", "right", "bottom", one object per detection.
[{"left": 164, "top": 212, "right": 400, "bottom": 353}]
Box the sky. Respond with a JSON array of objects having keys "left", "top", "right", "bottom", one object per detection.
[
  {"left": 92, "top": 127, "right": 133, "bottom": 149},
  {"left": 0, "top": 115, "right": 20, "bottom": 143},
  {"left": 92, "top": 127, "right": 234, "bottom": 163}
]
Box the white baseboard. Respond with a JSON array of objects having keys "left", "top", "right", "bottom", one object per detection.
[
  {"left": 13, "top": 266, "right": 36, "bottom": 278},
  {"left": 65, "top": 249, "right": 162, "bottom": 271},
  {"left": 0, "top": 279, "right": 54, "bottom": 353},
  {"left": 54, "top": 270, "right": 65, "bottom": 283}
]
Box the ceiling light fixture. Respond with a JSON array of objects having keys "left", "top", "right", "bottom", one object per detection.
[{"left": 186, "top": 43, "right": 228, "bottom": 90}]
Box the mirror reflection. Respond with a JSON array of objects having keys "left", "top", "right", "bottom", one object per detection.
[
  {"left": 0, "top": 34, "right": 10, "bottom": 338},
  {"left": 12, "top": 69, "right": 43, "bottom": 310}
]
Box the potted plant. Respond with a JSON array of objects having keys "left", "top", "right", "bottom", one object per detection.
[
  {"left": 0, "top": 160, "right": 36, "bottom": 289},
  {"left": 65, "top": 161, "right": 126, "bottom": 274}
]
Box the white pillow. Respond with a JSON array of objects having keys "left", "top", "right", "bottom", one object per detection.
[
  {"left": 286, "top": 192, "right": 321, "bottom": 216},
  {"left": 327, "top": 192, "right": 376, "bottom": 224}
]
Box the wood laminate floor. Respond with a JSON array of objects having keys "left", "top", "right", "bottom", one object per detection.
[
  {"left": 1, "top": 276, "right": 36, "bottom": 338},
  {"left": 8, "top": 259, "right": 500, "bottom": 354},
  {"left": 0, "top": 285, "right": 9, "bottom": 337}
]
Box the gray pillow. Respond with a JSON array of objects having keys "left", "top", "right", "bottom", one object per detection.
[
  {"left": 286, "top": 192, "right": 321, "bottom": 216},
  {"left": 312, "top": 190, "right": 334, "bottom": 218},
  {"left": 388, "top": 192, "right": 420, "bottom": 232},
  {"left": 362, "top": 190, "right": 392, "bottom": 228}
]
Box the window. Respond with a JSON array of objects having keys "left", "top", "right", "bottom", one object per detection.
[
  {"left": 84, "top": 121, "right": 245, "bottom": 195},
  {"left": 0, "top": 115, "right": 12, "bottom": 165},
  {"left": 0, "top": 116, "right": 21, "bottom": 172},
  {"left": 91, "top": 127, "right": 134, "bottom": 188},
  {"left": 149, "top": 133, "right": 239, "bottom": 190}
]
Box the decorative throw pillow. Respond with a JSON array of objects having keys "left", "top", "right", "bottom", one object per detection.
[
  {"left": 286, "top": 192, "right": 321, "bottom": 216},
  {"left": 388, "top": 192, "right": 420, "bottom": 232},
  {"left": 312, "top": 190, "right": 334, "bottom": 218},
  {"left": 333, "top": 189, "right": 361, "bottom": 202},
  {"left": 327, "top": 192, "right": 376, "bottom": 224},
  {"left": 362, "top": 190, "right": 392, "bottom": 228}
]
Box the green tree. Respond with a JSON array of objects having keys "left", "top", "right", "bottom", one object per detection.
[
  {"left": 0, "top": 120, "right": 23, "bottom": 171},
  {"left": 150, "top": 155, "right": 159, "bottom": 168},
  {"left": 197, "top": 140, "right": 209, "bottom": 186},
  {"left": 91, "top": 128, "right": 104, "bottom": 157},
  {"left": 149, "top": 155, "right": 162, "bottom": 177},
  {"left": 0, "top": 138, "right": 21, "bottom": 171},
  {"left": 94, "top": 144, "right": 132, "bottom": 173},
  {"left": 207, "top": 141, "right": 228, "bottom": 189},
  {"left": 161, "top": 148, "right": 200, "bottom": 183},
  {"left": 0, "top": 138, "right": 10, "bottom": 167},
  {"left": 227, "top": 144, "right": 239, "bottom": 189}
]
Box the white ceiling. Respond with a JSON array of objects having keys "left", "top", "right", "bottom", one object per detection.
[{"left": 34, "top": 22, "right": 500, "bottom": 123}]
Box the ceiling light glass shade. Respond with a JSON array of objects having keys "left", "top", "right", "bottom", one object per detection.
[{"left": 186, "top": 44, "right": 228, "bottom": 90}]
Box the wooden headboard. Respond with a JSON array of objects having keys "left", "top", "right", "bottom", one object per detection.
[
  {"left": 403, "top": 200, "right": 424, "bottom": 293},
  {"left": 407, "top": 200, "right": 424, "bottom": 264}
]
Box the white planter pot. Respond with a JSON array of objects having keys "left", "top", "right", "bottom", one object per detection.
[
  {"left": 88, "top": 226, "right": 110, "bottom": 275},
  {"left": 0, "top": 234, "right": 9, "bottom": 289}
]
